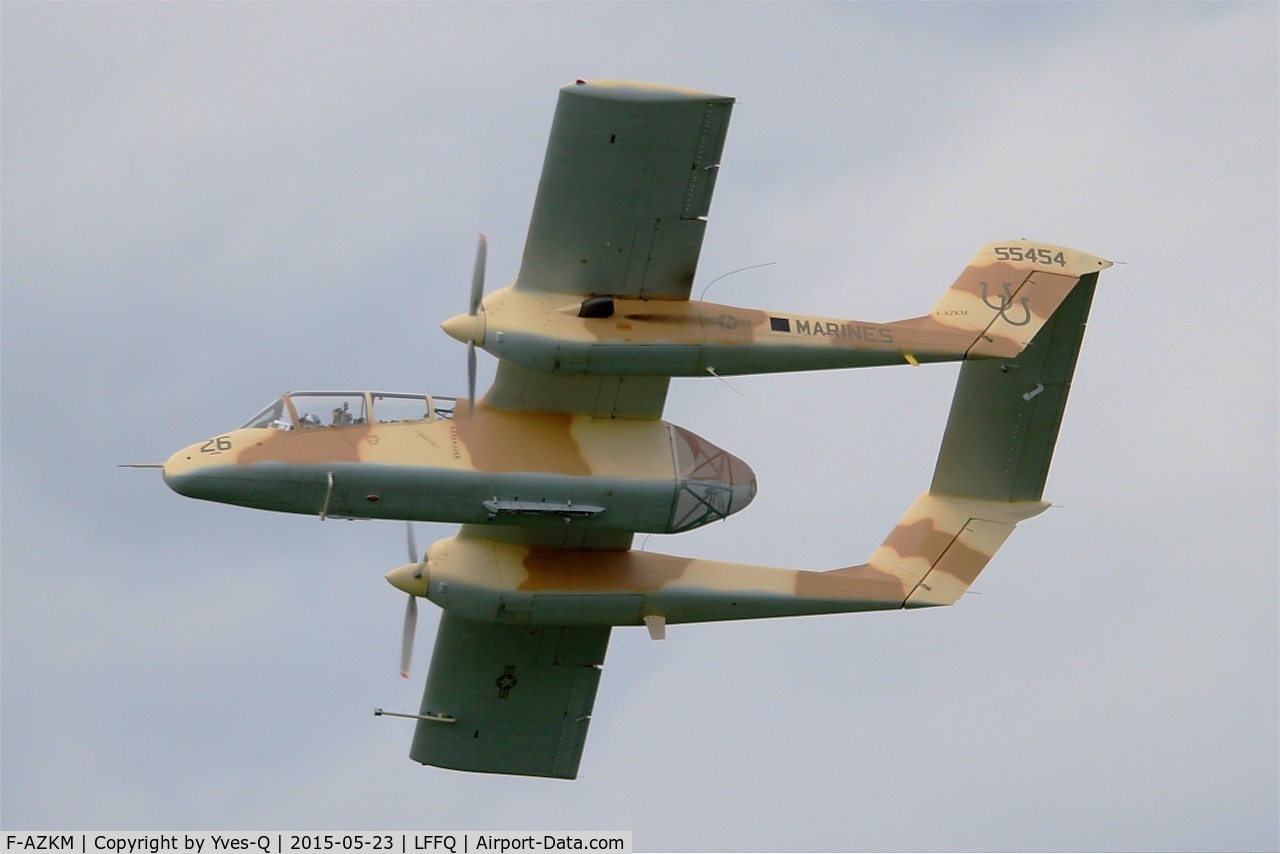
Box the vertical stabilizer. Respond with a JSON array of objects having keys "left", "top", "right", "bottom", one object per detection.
[
  {"left": 830, "top": 267, "right": 1104, "bottom": 607},
  {"left": 922, "top": 241, "right": 1110, "bottom": 360},
  {"left": 930, "top": 272, "right": 1100, "bottom": 502}
]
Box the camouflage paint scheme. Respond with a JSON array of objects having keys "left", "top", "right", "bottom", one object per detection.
[
  {"left": 165, "top": 403, "right": 756, "bottom": 535},
  {"left": 161, "top": 79, "right": 1111, "bottom": 780},
  {"left": 444, "top": 240, "right": 1109, "bottom": 375},
  {"left": 384, "top": 492, "right": 1048, "bottom": 627}
]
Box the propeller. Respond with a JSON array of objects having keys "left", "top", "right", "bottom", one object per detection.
[
  {"left": 396, "top": 522, "right": 427, "bottom": 679},
  {"left": 400, "top": 591, "right": 417, "bottom": 679},
  {"left": 466, "top": 234, "right": 486, "bottom": 410},
  {"left": 442, "top": 234, "right": 488, "bottom": 412},
  {"left": 469, "top": 233, "right": 486, "bottom": 316}
]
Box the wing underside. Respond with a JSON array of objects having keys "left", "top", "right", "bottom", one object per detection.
[
  {"left": 516, "top": 80, "right": 733, "bottom": 302},
  {"left": 411, "top": 612, "right": 610, "bottom": 780}
]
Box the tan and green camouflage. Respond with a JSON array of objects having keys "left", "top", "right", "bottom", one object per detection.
[
  {"left": 442, "top": 239, "right": 1108, "bottom": 378},
  {"left": 165, "top": 398, "right": 756, "bottom": 536},
  {"left": 159, "top": 79, "right": 1111, "bottom": 780}
]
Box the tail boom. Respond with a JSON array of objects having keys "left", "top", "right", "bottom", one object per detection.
[{"left": 471, "top": 241, "right": 1111, "bottom": 381}]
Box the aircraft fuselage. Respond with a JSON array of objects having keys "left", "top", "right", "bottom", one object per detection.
[{"left": 163, "top": 394, "right": 755, "bottom": 535}]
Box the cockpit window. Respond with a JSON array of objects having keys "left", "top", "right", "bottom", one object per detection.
[
  {"left": 241, "top": 392, "right": 456, "bottom": 431},
  {"left": 241, "top": 398, "right": 293, "bottom": 430},
  {"left": 289, "top": 393, "right": 369, "bottom": 428},
  {"left": 372, "top": 393, "right": 432, "bottom": 423},
  {"left": 431, "top": 397, "right": 456, "bottom": 420}
]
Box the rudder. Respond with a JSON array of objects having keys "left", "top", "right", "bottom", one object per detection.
[{"left": 930, "top": 271, "right": 1100, "bottom": 502}]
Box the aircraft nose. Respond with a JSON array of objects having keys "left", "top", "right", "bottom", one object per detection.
[
  {"left": 162, "top": 444, "right": 201, "bottom": 496},
  {"left": 163, "top": 441, "right": 235, "bottom": 498}
]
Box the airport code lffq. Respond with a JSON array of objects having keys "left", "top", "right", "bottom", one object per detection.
[{"left": 3, "top": 834, "right": 632, "bottom": 854}]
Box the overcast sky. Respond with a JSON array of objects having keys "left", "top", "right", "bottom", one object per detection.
[{"left": 3, "top": 3, "right": 1277, "bottom": 851}]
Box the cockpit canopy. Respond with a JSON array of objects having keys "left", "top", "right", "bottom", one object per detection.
[{"left": 240, "top": 392, "right": 456, "bottom": 431}]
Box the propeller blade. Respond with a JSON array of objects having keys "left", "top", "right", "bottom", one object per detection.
[
  {"left": 467, "top": 340, "right": 477, "bottom": 411},
  {"left": 406, "top": 521, "right": 418, "bottom": 565},
  {"left": 469, "top": 234, "right": 487, "bottom": 317},
  {"left": 400, "top": 593, "right": 418, "bottom": 679}
]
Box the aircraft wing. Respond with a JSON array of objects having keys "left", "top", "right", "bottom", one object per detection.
[
  {"left": 483, "top": 81, "right": 734, "bottom": 420},
  {"left": 409, "top": 611, "right": 610, "bottom": 779},
  {"left": 409, "top": 84, "right": 734, "bottom": 776},
  {"left": 515, "top": 80, "right": 734, "bottom": 301}
]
